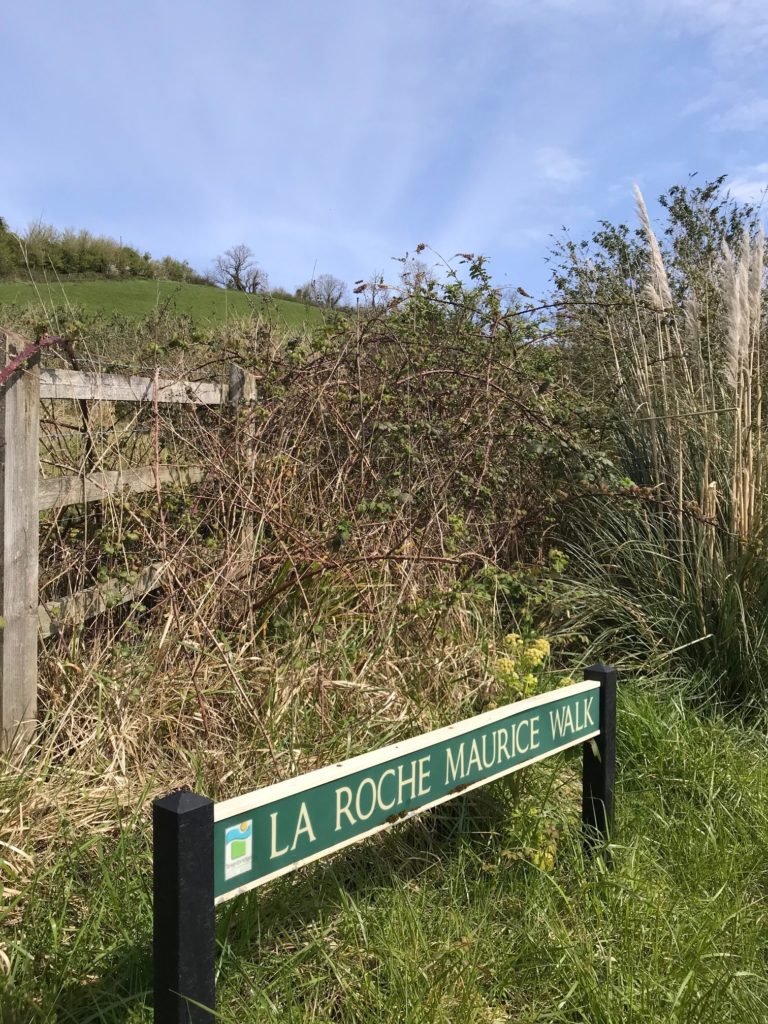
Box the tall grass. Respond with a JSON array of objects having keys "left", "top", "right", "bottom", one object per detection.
[
  {"left": 625, "top": 186, "right": 764, "bottom": 547},
  {"left": 555, "top": 189, "right": 768, "bottom": 705}
]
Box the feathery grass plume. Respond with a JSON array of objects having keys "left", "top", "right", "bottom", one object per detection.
[
  {"left": 720, "top": 233, "right": 750, "bottom": 390},
  {"left": 717, "top": 228, "right": 765, "bottom": 538},
  {"left": 633, "top": 185, "right": 673, "bottom": 311},
  {"left": 748, "top": 226, "right": 765, "bottom": 327},
  {"left": 683, "top": 289, "right": 704, "bottom": 375},
  {"left": 748, "top": 227, "right": 765, "bottom": 521}
]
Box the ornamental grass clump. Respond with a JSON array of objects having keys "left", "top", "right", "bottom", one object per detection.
[{"left": 551, "top": 178, "right": 768, "bottom": 706}]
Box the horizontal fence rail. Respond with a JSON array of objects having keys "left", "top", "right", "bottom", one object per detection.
[
  {"left": 38, "top": 465, "right": 206, "bottom": 511},
  {"left": 153, "top": 665, "right": 618, "bottom": 1022},
  {"left": 38, "top": 562, "right": 168, "bottom": 639},
  {"left": 39, "top": 367, "right": 229, "bottom": 405}
]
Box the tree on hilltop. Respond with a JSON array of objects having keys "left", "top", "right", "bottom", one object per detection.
[
  {"left": 213, "top": 244, "right": 268, "bottom": 293},
  {"left": 297, "top": 272, "right": 347, "bottom": 308},
  {"left": 0, "top": 217, "right": 18, "bottom": 277},
  {"left": 353, "top": 272, "right": 389, "bottom": 308}
]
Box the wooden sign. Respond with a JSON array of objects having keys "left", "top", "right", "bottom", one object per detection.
[{"left": 152, "top": 664, "right": 617, "bottom": 1024}]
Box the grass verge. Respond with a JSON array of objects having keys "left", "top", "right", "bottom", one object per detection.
[{"left": 2, "top": 674, "right": 766, "bottom": 1023}]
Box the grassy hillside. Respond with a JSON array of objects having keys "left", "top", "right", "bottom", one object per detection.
[{"left": 0, "top": 278, "right": 322, "bottom": 328}]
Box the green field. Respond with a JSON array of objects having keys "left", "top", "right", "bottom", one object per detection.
[{"left": 0, "top": 278, "right": 321, "bottom": 328}]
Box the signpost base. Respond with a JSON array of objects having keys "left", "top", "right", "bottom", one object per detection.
[
  {"left": 582, "top": 663, "right": 617, "bottom": 859},
  {"left": 153, "top": 790, "right": 216, "bottom": 1024}
]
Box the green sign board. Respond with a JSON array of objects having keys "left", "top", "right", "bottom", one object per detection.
[
  {"left": 154, "top": 667, "right": 616, "bottom": 1023},
  {"left": 213, "top": 680, "right": 600, "bottom": 902}
]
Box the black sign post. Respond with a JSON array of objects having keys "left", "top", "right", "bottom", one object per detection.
[
  {"left": 581, "top": 663, "right": 617, "bottom": 856},
  {"left": 153, "top": 790, "right": 216, "bottom": 1023}
]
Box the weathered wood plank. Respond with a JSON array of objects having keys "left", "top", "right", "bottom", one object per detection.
[
  {"left": 0, "top": 329, "right": 40, "bottom": 747},
  {"left": 38, "top": 464, "right": 205, "bottom": 511},
  {"left": 38, "top": 561, "right": 168, "bottom": 639},
  {"left": 40, "top": 368, "right": 227, "bottom": 405}
]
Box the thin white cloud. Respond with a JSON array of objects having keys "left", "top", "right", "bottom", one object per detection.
[
  {"left": 467, "top": 0, "right": 768, "bottom": 54},
  {"left": 647, "top": 0, "right": 768, "bottom": 53},
  {"left": 728, "top": 164, "right": 768, "bottom": 205},
  {"left": 536, "top": 147, "right": 587, "bottom": 186},
  {"left": 712, "top": 97, "right": 768, "bottom": 132}
]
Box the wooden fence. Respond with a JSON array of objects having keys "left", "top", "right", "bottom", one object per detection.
[{"left": 0, "top": 328, "right": 256, "bottom": 748}]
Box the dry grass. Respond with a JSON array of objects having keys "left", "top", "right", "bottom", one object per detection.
[{"left": 610, "top": 188, "right": 765, "bottom": 547}]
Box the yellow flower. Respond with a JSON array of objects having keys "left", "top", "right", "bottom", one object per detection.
[
  {"left": 493, "top": 654, "right": 517, "bottom": 677},
  {"left": 524, "top": 647, "right": 545, "bottom": 668},
  {"left": 531, "top": 846, "right": 556, "bottom": 872},
  {"left": 559, "top": 675, "right": 576, "bottom": 688},
  {"left": 503, "top": 633, "right": 524, "bottom": 653},
  {"left": 521, "top": 673, "right": 537, "bottom": 696},
  {"left": 524, "top": 638, "right": 550, "bottom": 664},
  {"left": 493, "top": 655, "right": 523, "bottom": 694}
]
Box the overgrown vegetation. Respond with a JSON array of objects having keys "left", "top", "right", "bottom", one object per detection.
[{"left": 0, "top": 178, "right": 766, "bottom": 1022}]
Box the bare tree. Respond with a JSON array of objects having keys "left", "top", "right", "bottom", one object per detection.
[
  {"left": 398, "top": 257, "right": 431, "bottom": 295},
  {"left": 298, "top": 272, "right": 347, "bottom": 308},
  {"left": 243, "top": 263, "right": 269, "bottom": 294},
  {"left": 353, "top": 272, "right": 389, "bottom": 309},
  {"left": 213, "top": 244, "right": 267, "bottom": 292},
  {"left": 314, "top": 273, "right": 347, "bottom": 308}
]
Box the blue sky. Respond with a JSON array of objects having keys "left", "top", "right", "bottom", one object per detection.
[{"left": 2, "top": 0, "right": 767, "bottom": 296}]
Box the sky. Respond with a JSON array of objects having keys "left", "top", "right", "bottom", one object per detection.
[{"left": 2, "top": 0, "right": 767, "bottom": 296}]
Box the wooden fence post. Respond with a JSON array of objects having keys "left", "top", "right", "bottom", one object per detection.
[
  {"left": 228, "top": 366, "right": 258, "bottom": 561},
  {"left": 0, "top": 329, "right": 40, "bottom": 749}
]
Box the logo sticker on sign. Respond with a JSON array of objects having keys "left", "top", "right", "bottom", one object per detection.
[{"left": 224, "top": 820, "right": 253, "bottom": 879}]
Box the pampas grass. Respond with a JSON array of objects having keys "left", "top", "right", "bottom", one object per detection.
[
  {"left": 634, "top": 184, "right": 674, "bottom": 312},
  {"left": 557, "top": 187, "right": 768, "bottom": 703},
  {"left": 618, "top": 187, "right": 765, "bottom": 545}
]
